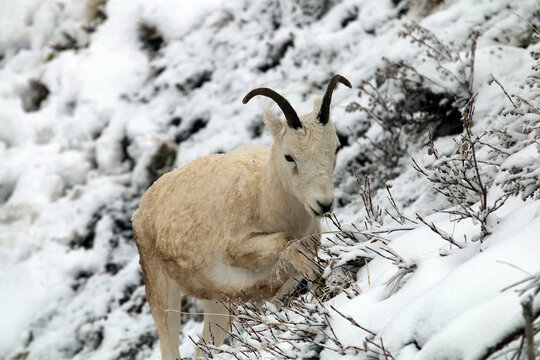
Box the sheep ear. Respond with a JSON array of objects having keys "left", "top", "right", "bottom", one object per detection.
[
  {"left": 313, "top": 97, "right": 322, "bottom": 114},
  {"left": 264, "top": 108, "right": 285, "bottom": 137}
]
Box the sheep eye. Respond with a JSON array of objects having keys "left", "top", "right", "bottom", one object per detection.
[{"left": 284, "top": 155, "right": 295, "bottom": 163}]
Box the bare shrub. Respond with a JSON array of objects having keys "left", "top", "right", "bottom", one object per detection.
[
  {"left": 496, "top": 33, "right": 540, "bottom": 201},
  {"left": 413, "top": 98, "right": 512, "bottom": 241},
  {"left": 196, "top": 295, "right": 395, "bottom": 359},
  {"left": 343, "top": 23, "right": 474, "bottom": 192},
  {"left": 321, "top": 176, "right": 418, "bottom": 299}
]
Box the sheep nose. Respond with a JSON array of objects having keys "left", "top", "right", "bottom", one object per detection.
[{"left": 317, "top": 200, "right": 334, "bottom": 214}]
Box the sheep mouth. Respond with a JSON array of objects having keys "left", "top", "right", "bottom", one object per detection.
[{"left": 309, "top": 206, "right": 323, "bottom": 217}]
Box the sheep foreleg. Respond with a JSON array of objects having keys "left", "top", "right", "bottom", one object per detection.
[{"left": 223, "top": 232, "right": 294, "bottom": 271}]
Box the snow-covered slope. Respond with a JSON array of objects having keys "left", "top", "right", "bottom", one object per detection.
[{"left": 0, "top": 0, "right": 538, "bottom": 359}]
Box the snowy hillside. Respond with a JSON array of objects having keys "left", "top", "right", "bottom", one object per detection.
[{"left": 0, "top": 0, "right": 539, "bottom": 359}]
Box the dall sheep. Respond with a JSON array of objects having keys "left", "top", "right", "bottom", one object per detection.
[{"left": 132, "top": 74, "right": 352, "bottom": 359}]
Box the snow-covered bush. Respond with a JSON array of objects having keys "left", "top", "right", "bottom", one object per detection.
[
  {"left": 497, "top": 33, "right": 540, "bottom": 202},
  {"left": 341, "top": 23, "right": 473, "bottom": 194}
]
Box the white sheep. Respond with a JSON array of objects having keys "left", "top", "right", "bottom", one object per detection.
[{"left": 132, "top": 74, "right": 351, "bottom": 359}]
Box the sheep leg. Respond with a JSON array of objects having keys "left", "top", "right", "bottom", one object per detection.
[
  {"left": 224, "top": 232, "right": 321, "bottom": 281},
  {"left": 141, "top": 256, "right": 182, "bottom": 360},
  {"left": 223, "top": 232, "right": 294, "bottom": 270},
  {"left": 196, "top": 300, "right": 233, "bottom": 356}
]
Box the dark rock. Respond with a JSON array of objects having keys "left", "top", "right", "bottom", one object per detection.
[
  {"left": 22, "top": 79, "right": 50, "bottom": 112},
  {"left": 175, "top": 71, "right": 213, "bottom": 93},
  {"left": 137, "top": 23, "right": 164, "bottom": 54},
  {"left": 258, "top": 37, "right": 294, "bottom": 72},
  {"left": 169, "top": 117, "right": 182, "bottom": 127},
  {"left": 174, "top": 118, "right": 208, "bottom": 144}
]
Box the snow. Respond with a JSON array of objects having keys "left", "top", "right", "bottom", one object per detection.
[{"left": 1, "top": 0, "right": 539, "bottom": 359}]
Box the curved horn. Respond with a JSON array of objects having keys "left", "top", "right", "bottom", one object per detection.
[
  {"left": 243, "top": 88, "right": 302, "bottom": 129},
  {"left": 317, "top": 74, "right": 352, "bottom": 125}
]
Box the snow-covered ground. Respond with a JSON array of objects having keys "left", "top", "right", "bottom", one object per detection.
[{"left": 0, "top": 0, "right": 539, "bottom": 359}]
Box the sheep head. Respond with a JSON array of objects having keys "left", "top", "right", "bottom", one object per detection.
[{"left": 243, "top": 74, "right": 351, "bottom": 216}]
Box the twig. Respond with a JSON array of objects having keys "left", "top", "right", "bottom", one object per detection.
[
  {"left": 488, "top": 74, "right": 517, "bottom": 108},
  {"left": 329, "top": 305, "right": 376, "bottom": 336},
  {"left": 416, "top": 213, "right": 464, "bottom": 249},
  {"left": 510, "top": 10, "right": 540, "bottom": 35},
  {"left": 522, "top": 296, "right": 536, "bottom": 360}
]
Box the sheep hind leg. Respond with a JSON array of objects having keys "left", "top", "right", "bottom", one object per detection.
[
  {"left": 141, "top": 257, "right": 182, "bottom": 360},
  {"left": 196, "top": 300, "right": 233, "bottom": 356}
]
